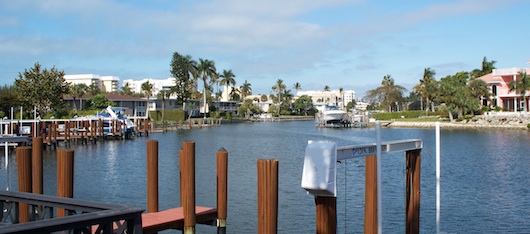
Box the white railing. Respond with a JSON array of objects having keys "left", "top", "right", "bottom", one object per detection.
[{"left": 493, "top": 68, "right": 530, "bottom": 76}]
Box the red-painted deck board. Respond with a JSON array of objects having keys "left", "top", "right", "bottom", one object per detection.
[{"left": 141, "top": 206, "right": 217, "bottom": 233}]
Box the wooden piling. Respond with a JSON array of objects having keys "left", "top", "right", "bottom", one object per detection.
[
  {"left": 16, "top": 147, "right": 32, "bottom": 223},
  {"left": 57, "top": 149, "right": 74, "bottom": 218},
  {"left": 315, "top": 196, "right": 337, "bottom": 234},
  {"left": 406, "top": 149, "right": 421, "bottom": 234},
  {"left": 181, "top": 141, "right": 196, "bottom": 234},
  {"left": 365, "top": 155, "right": 378, "bottom": 234},
  {"left": 257, "top": 159, "right": 278, "bottom": 234},
  {"left": 216, "top": 148, "right": 228, "bottom": 229},
  {"left": 32, "top": 137, "right": 43, "bottom": 194},
  {"left": 147, "top": 140, "right": 159, "bottom": 213}
]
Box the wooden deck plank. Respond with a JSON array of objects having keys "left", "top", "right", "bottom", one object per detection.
[{"left": 142, "top": 206, "right": 217, "bottom": 234}]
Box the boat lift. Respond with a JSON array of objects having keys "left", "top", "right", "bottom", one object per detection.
[{"left": 301, "top": 122, "right": 423, "bottom": 234}]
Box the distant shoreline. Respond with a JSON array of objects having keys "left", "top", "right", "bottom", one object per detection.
[{"left": 382, "top": 121, "right": 528, "bottom": 130}]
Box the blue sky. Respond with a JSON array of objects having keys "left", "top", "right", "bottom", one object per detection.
[{"left": 1, "top": 0, "right": 529, "bottom": 98}]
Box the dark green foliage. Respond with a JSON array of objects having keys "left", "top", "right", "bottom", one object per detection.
[
  {"left": 85, "top": 94, "right": 115, "bottom": 110},
  {"left": 14, "top": 63, "right": 69, "bottom": 117},
  {"left": 0, "top": 85, "right": 20, "bottom": 118},
  {"left": 293, "top": 95, "right": 313, "bottom": 115},
  {"left": 371, "top": 110, "right": 437, "bottom": 120}
]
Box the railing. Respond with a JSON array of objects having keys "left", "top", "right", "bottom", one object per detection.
[
  {"left": 493, "top": 68, "right": 530, "bottom": 76},
  {"left": 0, "top": 191, "right": 144, "bottom": 234}
]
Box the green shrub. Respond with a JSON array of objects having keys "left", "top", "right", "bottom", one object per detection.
[{"left": 371, "top": 110, "right": 425, "bottom": 120}]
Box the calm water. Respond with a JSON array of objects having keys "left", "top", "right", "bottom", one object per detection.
[{"left": 1, "top": 121, "right": 530, "bottom": 233}]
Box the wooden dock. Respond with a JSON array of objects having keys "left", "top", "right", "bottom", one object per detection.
[
  {"left": 141, "top": 206, "right": 217, "bottom": 233},
  {"left": 0, "top": 118, "right": 151, "bottom": 148}
]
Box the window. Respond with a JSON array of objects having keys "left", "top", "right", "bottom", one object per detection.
[{"left": 492, "top": 85, "right": 497, "bottom": 96}]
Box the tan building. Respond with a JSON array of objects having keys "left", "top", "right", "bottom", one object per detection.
[{"left": 64, "top": 74, "right": 120, "bottom": 93}]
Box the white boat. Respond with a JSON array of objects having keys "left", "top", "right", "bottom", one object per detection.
[
  {"left": 316, "top": 106, "right": 348, "bottom": 128},
  {"left": 77, "top": 106, "right": 136, "bottom": 137}
]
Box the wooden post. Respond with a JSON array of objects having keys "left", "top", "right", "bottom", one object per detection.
[
  {"left": 16, "top": 147, "right": 32, "bottom": 223},
  {"left": 315, "top": 196, "right": 337, "bottom": 234},
  {"left": 147, "top": 140, "right": 159, "bottom": 213},
  {"left": 216, "top": 148, "right": 228, "bottom": 230},
  {"left": 182, "top": 141, "right": 196, "bottom": 234},
  {"left": 365, "top": 155, "right": 378, "bottom": 234},
  {"left": 180, "top": 149, "right": 184, "bottom": 207},
  {"left": 32, "top": 137, "right": 43, "bottom": 194},
  {"left": 57, "top": 150, "right": 74, "bottom": 218},
  {"left": 406, "top": 149, "right": 421, "bottom": 234},
  {"left": 257, "top": 159, "right": 279, "bottom": 234}
]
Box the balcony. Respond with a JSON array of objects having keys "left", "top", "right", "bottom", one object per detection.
[{"left": 493, "top": 68, "right": 530, "bottom": 76}]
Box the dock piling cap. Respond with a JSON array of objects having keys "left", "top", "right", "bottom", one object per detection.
[
  {"left": 217, "top": 147, "right": 227, "bottom": 152},
  {"left": 301, "top": 141, "right": 337, "bottom": 197}
]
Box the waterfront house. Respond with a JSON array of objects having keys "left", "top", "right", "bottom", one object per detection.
[
  {"left": 64, "top": 93, "right": 148, "bottom": 118},
  {"left": 477, "top": 67, "right": 530, "bottom": 111}
]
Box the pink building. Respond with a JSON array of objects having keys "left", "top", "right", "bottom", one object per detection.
[{"left": 478, "top": 67, "right": 530, "bottom": 111}]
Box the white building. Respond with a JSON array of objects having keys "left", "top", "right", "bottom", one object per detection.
[
  {"left": 122, "top": 78, "right": 177, "bottom": 98},
  {"left": 296, "top": 90, "right": 356, "bottom": 110},
  {"left": 64, "top": 74, "right": 119, "bottom": 93}
]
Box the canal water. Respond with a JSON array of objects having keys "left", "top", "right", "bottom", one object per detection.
[{"left": 1, "top": 120, "right": 530, "bottom": 233}]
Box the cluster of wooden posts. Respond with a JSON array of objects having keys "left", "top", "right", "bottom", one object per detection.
[{"left": 11, "top": 137, "right": 421, "bottom": 233}]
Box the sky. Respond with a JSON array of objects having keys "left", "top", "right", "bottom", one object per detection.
[{"left": 1, "top": 0, "right": 529, "bottom": 98}]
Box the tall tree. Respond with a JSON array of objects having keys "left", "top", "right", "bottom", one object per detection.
[
  {"left": 437, "top": 72, "right": 477, "bottom": 121},
  {"left": 219, "top": 69, "right": 236, "bottom": 101},
  {"left": 70, "top": 83, "right": 88, "bottom": 111},
  {"left": 197, "top": 58, "right": 217, "bottom": 118},
  {"left": 14, "top": 63, "right": 69, "bottom": 117},
  {"left": 170, "top": 52, "right": 198, "bottom": 110},
  {"left": 157, "top": 89, "right": 172, "bottom": 124},
  {"left": 293, "top": 82, "right": 302, "bottom": 91},
  {"left": 509, "top": 71, "right": 530, "bottom": 113},
  {"left": 141, "top": 81, "right": 154, "bottom": 119},
  {"left": 0, "top": 85, "right": 20, "bottom": 118},
  {"left": 471, "top": 56, "right": 497, "bottom": 79},
  {"left": 413, "top": 68, "right": 438, "bottom": 112},
  {"left": 272, "top": 79, "right": 286, "bottom": 114},
  {"left": 121, "top": 82, "right": 134, "bottom": 96},
  {"left": 241, "top": 80, "right": 252, "bottom": 100},
  {"left": 365, "top": 75, "right": 407, "bottom": 112},
  {"left": 293, "top": 95, "right": 313, "bottom": 115}
]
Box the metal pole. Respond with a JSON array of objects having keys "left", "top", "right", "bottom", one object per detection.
[
  {"left": 436, "top": 122, "right": 441, "bottom": 234},
  {"left": 5, "top": 141, "right": 9, "bottom": 191},
  {"left": 376, "top": 121, "right": 383, "bottom": 234}
]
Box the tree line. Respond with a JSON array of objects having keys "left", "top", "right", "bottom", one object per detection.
[{"left": 363, "top": 57, "right": 529, "bottom": 121}]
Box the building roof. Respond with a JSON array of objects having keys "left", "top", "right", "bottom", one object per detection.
[
  {"left": 477, "top": 73, "right": 504, "bottom": 84},
  {"left": 64, "top": 93, "right": 145, "bottom": 101}
]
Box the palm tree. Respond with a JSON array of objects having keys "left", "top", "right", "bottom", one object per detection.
[
  {"left": 413, "top": 68, "right": 438, "bottom": 113},
  {"left": 272, "top": 79, "right": 286, "bottom": 114},
  {"left": 121, "top": 82, "right": 134, "bottom": 96},
  {"left": 157, "top": 89, "right": 172, "bottom": 125},
  {"left": 219, "top": 70, "right": 236, "bottom": 101},
  {"left": 509, "top": 71, "right": 530, "bottom": 113},
  {"left": 241, "top": 80, "right": 252, "bottom": 100},
  {"left": 70, "top": 83, "right": 88, "bottom": 111},
  {"left": 323, "top": 85, "right": 330, "bottom": 105},
  {"left": 339, "top": 87, "right": 344, "bottom": 109},
  {"left": 89, "top": 83, "right": 100, "bottom": 96},
  {"left": 141, "top": 81, "right": 154, "bottom": 119},
  {"left": 197, "top": 58, "right": 217, "bottom": 118},
  {"left": 293, "top": 82, "right": 301, "bottom": 91}
]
